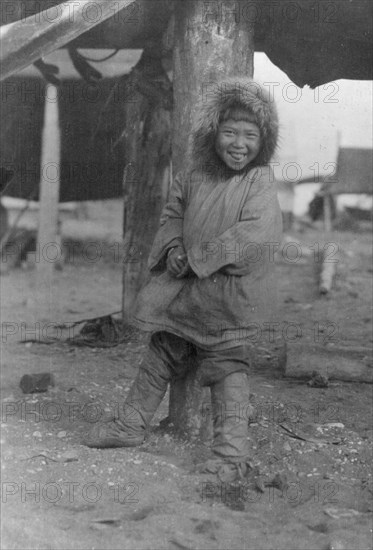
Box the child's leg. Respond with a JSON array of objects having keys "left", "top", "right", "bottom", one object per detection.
[
  {"left": 84, "top": 332, "right": 191, "bottom": 448},
  {"left": 210, "top": 371, "right": 251, "bottom": 460}
]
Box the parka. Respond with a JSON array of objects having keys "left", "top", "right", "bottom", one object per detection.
[{"left": 132, "top": 78, "right": 283, "bottom": 351}]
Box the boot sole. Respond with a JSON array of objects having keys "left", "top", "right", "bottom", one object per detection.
[
  {"left": 83, "top": 424, "right": 145, "bottom": 448},
  {"left": 84, "top": 436, "right": 144, "bottom": 448}
]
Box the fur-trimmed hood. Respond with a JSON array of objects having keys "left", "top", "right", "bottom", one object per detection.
[{"left": 190, "top": 77, "right": 279, "bottom": 174}]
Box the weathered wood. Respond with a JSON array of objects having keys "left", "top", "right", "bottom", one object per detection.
[
  {"left": 168, "top": 361, "right": 213, "bottom": 441},
  {"left": 0, "top": 0, "right": 135, "bottom": 81},
  {"left": 172, "top": 0, "right": 255, "bottom": 174},
  {"left": 285, "top": 343, "right": 373, "bottom": 383},
  {"left": 323, "top": 193, "right": 333, "bottom": 232},
  {"left": 121, "top": 50, "right": 172, "bottom": 323},
  {"left": 36, "top": 84, "right": 62, "bottom": 276},
  {"left": 168, "top": 0, "right": 255, "bottom": 439},
  {"left": 319, "top": 242, "right": 337, "bottom": 294}
]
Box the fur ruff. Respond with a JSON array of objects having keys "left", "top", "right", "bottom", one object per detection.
[{"left": 190, "top": 77, "right": 279, "bottom": 175}]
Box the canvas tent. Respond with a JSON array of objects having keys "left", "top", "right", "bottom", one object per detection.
[
  {"left": 1, "top": 0, "right": 372, "bottom": 87},
  {"left": 328, "top": 147, "right": 373, "bottom": 195},
  {"left": 0, "top": 72, "right": 128, "bottom": 202},
  {"left": 293, "top": 147, "right": 373, "bottom": 195}
]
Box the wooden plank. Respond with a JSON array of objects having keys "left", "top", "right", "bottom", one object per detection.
[{"left": 0, "top": 0, "right": 135, "bottom": 81}]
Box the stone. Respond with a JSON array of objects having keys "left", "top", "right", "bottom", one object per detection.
[{"left": 19, "top": 373, "right": 55, "bottom": 394}]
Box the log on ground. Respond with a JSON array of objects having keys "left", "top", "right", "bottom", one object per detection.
[{"left": 285, "top": 343, "right": 373, "bottom": 383}]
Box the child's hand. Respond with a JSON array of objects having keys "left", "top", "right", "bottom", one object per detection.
[
  {"left": 175, "top": 261, "right": 192, "bottom": 279},
  {"left": 167, "top": 247, "right": 187, "bottom": 277}
]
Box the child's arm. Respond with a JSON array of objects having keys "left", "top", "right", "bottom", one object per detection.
[
  {"left": 187, "top": 166, "right": 282, "bottom": 278},
  {"left": 148, "top": 172, "right": 187, "bottom": 272}
]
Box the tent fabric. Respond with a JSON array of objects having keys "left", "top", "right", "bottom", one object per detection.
[
  {"left": 292, "top": 148, "right": 372, "bottom": 194},
  {"left": 254, "top": 0, "right": 372, "bottom": 87},
  {"left": 58, "top": 77, "right": 126, "bottom": 201},
  {"left": 328, "top": 148, "right": 373, "bottom": 195},
  {"left": 0, "top": 78, "right": 45, "bottom": 199},
  {"left": 0, "top": 76, "right": 126, "bottom": 201},
  {"left": 1, "top": 1, "right": 372, "bottom": 88}
]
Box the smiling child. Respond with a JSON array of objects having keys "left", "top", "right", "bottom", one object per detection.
[{"left": 85, "top": 78, "right": 282, "bottom": 481}]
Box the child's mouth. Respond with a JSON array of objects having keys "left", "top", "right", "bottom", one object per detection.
[{"left": 229, "top": 152, "right": 246, "bottom": 162}]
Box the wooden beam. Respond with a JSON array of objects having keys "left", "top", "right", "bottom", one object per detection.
[
  {"left": 168, "top": 0, "right": 254, "bottom": 439},
  {"left": 0, "top": 0, "right": 135, "bottom": 81}
]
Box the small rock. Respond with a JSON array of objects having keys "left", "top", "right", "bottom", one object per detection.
[
  {"left": 3, "top": 394, "right": 15, "bottom": 402},
  {"left": 283, "top": 442, "right": 292, "bottom": 453},
  {"left": 307, "top": 522, "right": 329, "bottom": 534},
  {"left": 130, "top": 506, "right": 154, "bottom": 521},
  {"left": 90, "top": 518, "right": 121, "bottom": 530},
  {"left": 324, "top": 423, "right": 345, "bottom": 429},
  {"left": 327, "top": 539, "right": 346, "bottom": 550},
  {"left": 59, "top": 450, "right": 79, "bottom": 462},
  {"left": 32, "top": 431, "right": 42, "bottom": 438},
  {"left": 20, "top": 373, "right": 55, "bottom": 394},
  {"left": 307, "top": 371, "right": 329, "bottom": 388},
  {"left": 57, "top": 431, "right": 67, "bottom": 438}
]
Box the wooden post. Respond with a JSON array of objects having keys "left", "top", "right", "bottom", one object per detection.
[
  {"left": 323, "top": 193, "right": 333, "bottom": 232},
  {"left": 121, "top": 50, "right": 172, "bottom": 323},
  {"left": 172, "top": 1, "right": 254, "bottom": 174},
  {"left": 319, "top": 244, "right": 337, "bottom": 294},
  {"left": 168, "top": 1, "right": 255, "bottom": 439},
  {"left": 36, "top": 84, "right": 62, "bottom": 277}
]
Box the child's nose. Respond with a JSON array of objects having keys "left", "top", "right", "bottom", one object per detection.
[{"left": 233, "top": 135, "right": 245, "bottom": 148}]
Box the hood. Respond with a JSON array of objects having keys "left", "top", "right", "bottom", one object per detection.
[{"left": 190, "top": 77, "right": 279, "bottom": 174}]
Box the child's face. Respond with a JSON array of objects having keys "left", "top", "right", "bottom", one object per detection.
[{"left": 215, "top": 119, "right": 261, "bottom": 171}]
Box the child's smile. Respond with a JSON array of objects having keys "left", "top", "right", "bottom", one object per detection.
[{"left": 215, "top": 119, "right": 261, "bottom": 171}]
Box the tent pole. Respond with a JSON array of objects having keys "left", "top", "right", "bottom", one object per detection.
[{"left": 36, "top": 84, "right": 61, "bottom": 278}]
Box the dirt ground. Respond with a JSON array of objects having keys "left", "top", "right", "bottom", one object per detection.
[{"left": 1, "top": 223, "right": 372, "bottom": 550}]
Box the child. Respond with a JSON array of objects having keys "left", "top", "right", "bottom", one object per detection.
[{"left": 85, "top": 78, "right": 282, "bottom": 480}]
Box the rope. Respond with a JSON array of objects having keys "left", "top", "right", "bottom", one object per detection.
[{"left": 77, "top": 49, "right": 120, "bottom": 63}]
